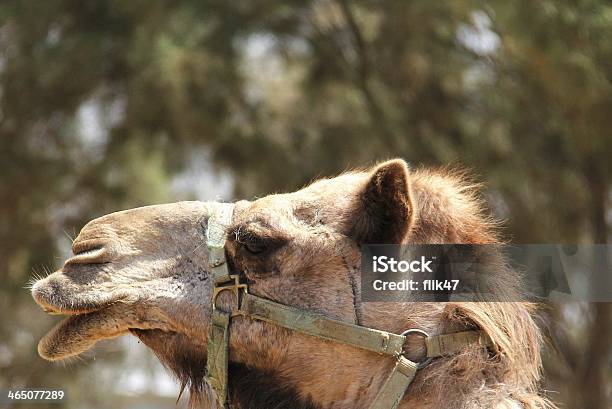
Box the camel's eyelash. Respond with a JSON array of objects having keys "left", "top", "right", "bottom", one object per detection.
[
  {"left": 228, "top": 225, "right": 248, "bottom": 243},
  {"left": 229, "top": 225, "right": 288, "bottom": 252},
  {"left": 231, "top": 227, "right": 266, "bottom": 245}
]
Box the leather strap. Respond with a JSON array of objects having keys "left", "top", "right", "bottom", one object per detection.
[
  {"left": 241, "top": 293, "right": 406, "bottom": 356},
  {"left": 426, "top": 330, "right": 493, "bottom": 358},
  {"left": 369, "top": 356, "right": 418, "bottom": 409},
  {"left": 206, "top": 309, "right": 231, "bottom": 406},
  {"left": 205, "top": 203, "right": 235, "bottom": 407},
  {"left": 242, "top": 294, "right": 492, "bottom": 359},
  {"left": 206, "top": 202, "right": 234, "bottom": 285},
  {"left": 241, "top": 294, "right": 492, "bottom": 408}
]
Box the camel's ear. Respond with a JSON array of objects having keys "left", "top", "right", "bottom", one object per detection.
[{"left": 349, "top": 159, "right": 414, "bottom": 244}]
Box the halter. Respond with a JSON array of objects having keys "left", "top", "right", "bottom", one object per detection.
[{"left": 204, "top": 202, "right": 492, "bottom": 409}]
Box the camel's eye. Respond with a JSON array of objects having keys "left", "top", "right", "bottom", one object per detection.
[
  {"left": 232, "top": 228, "right": 269, "bottom": 255},
  {"left": 243, "top": 236, "right": 267, "bottom": 255},
  {"left": 230, "top": 223, "right": 288, "bottom": 258}
]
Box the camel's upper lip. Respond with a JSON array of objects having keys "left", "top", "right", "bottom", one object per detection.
[
  {"left": 32, "top": 280, "right": 128, "bottom": 316},
  {"left": 64, "top": 246, "right": 112, "bottom": 266}
]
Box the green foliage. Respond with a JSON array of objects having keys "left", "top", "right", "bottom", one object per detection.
[{"left": 0, "top": 1, "right": 609, "bottom": 407}]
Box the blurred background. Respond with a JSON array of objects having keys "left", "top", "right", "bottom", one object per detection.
[{"left": 0, "top": 1, "right": 610, "bottom": 408}]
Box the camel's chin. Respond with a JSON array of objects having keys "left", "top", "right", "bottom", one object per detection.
[
  {"left": 129, "top": 328, "right": 202, "bottom": 355},
  {"left": 129, "top": 328, "right": 209, "bottom": 388}
]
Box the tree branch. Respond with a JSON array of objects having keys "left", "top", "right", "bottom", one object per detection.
[{"left": 337, "top": 0, "right": 401, "bottom": 151}]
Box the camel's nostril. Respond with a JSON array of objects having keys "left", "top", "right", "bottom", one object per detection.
[
  {"left": 73, "top": 246, "right": 104, "bottom": 257},
  {"left": 72, "top": 239, "right": 107, "bottom": 256},
  {"left": 66, "top": 240, "right": 112, "bottom": 265}
]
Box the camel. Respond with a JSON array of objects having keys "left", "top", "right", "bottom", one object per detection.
[{"left": 32, "top": 159, "right": 552, "bottom": 409}]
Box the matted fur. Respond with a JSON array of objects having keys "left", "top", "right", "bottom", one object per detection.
[{"left": 32, "top": 160, "right": 554, "bottom": 409}]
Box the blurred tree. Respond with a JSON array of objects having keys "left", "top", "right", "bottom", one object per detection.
[
  {"left": 484, "top": 2, "right": 612, "bottom": 407},
  {"left": 0, "top": 1, "right": 609, "bottom": 408}
]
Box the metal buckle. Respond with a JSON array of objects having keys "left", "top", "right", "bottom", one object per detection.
[
  {"left": 212, "top": 274, "right": 248, "bottom": 317},
  {"left": 401, "top": 328, "right": 433, "bottom": 369}
]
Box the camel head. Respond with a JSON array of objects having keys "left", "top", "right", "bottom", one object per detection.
[{"left": 32, "top": 159, "right": 546, "bottom": 409}]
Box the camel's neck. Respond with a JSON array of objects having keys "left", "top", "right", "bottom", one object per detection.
[{"left": 229, "top": 363, "right": 320, "bottom": 409}]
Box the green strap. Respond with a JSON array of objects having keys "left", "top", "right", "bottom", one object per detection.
[
  {"left": 368, "top": 356, "right": 418, "bottom": 409},
  {"left": 241, "top": 294, "right": 493, "bottom": 409},
  {"left": 206, "top": 202, "right": 234, "bottom": 284},
  {"left": 242, "top": 293, "right": 493, "bottom": 359},
  {"left": 206, "top": 310, "right": 231, "bottom": 406},
  {"left": 426, "top": 330, "right": 493, "bottom": 357},
  {"left": 205, "top": 203, "right": 235, "bottom": 407},
  {"left": 242, "top": 293, "right": 406, "bottom": 356}
]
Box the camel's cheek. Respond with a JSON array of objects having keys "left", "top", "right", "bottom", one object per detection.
[{"left": 228, "top": 318, "right": 290, "bottom": 370}]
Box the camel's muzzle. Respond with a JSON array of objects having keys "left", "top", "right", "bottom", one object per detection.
[{"left": 32, "top": 201, "right": 215, "bottom": 361}]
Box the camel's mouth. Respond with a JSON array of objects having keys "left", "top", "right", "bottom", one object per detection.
[
  {"left": 30, "top": 201, "right": 214, "bottom": 362},
  {"left": 32, "top": 278, "right": 160, "bottom": 361}
]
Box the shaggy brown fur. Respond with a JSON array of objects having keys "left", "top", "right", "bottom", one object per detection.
[{"left": 32, "top": 159, "right": 553, "bottom": 409}]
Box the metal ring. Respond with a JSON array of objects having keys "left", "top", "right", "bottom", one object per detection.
[
  {"left": 401, "top": 328, "right": 429, "bottom": 338},
  {"left": 211, "top": 275, "right": 248, "bottom": 315},
  {"left": 401, "top": 328, "right": 433, "bottom": 369}
]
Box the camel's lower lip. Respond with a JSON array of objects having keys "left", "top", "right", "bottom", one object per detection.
[
  {"left": 37, "top": 302, "right": 164, "bottom": 361},
  {"left": 38, "top": 314, "right": 101, "bottom": 360},
  {"left": 38, "top": 305, "right": 127, "bottom": 361}
]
